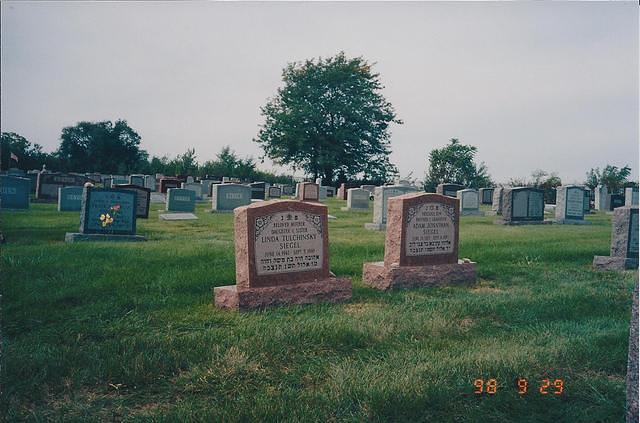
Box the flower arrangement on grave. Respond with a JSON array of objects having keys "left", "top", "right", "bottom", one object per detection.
[{"left": 99, "top": 204, "right": 121, "bottom": 228}]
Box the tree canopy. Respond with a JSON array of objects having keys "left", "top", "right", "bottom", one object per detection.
[
  {"left": 585, "top": 165, "right": 633, "bottom": 192},
  {"left": 423, "top": 138, "right": 492, "bottom": 191},
  {"left": 254, "top": 52, "right": 401, "bottom": 185},
  {"left": 0, "top": 132, "right": 52, "bottom": 171}
]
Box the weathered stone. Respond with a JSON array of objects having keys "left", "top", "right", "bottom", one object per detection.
[
  {"left": 341, "top": 188, "right": 370, "bottom": 211},
  {"left": 625, "top": 187, "right": 639, "bottom": 207},
  {"left": 249, "top": 182, "right": 268, "bottom": 200},
  {"left": 594, "top": 206, "right": 639, "bottom": 270},
  {"left": 129, "top": 174, "right": 145, "bottom": 187},
  {"left": 489, "top": 187, "right": 504, "bottom": 215},
  {"left": 181, "top": 182, "right": 203, "bottom": 200},
  {"left": 36, "top": 172, "right": 90, "bottom": 201},
  {"left": 159, "top": 178, "right": 181, "bottom": 193},
  {"left": 594, "top": 185, "right": 609, "bottom": 211},
  {"left": 363, "top": 261, "right": 476, "bottom": 290},
  {"left": 296, "top": 182, "right": 320, "bottom": 202},
  {"left": 144, "top": 175, "right": 156, "bottom": 191},
  {"left": 114, "top": 184, "right": 151, "bottom": 218},
  {"left": 267, "top": 186, "right": 282, "bottom": 199},
  {"left": 626, "top": 282, "right": 638, "bottom": 423}
]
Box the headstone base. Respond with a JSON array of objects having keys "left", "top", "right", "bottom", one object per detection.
[
  {"left": 461, "top": 210, "right": 484, "bottom": 216},
  {"left": 593, "top": 256, "right": 639, "bottom": 271},
  {"left": 494, "top": 219, "right": 553, "bottom": 225},
  {"left": 213, "top": 277, "right": 352, "bottom": 311},
  {"left": 65, "top": 233, "right": 147, "bottom": 242},
  {"left": 362, "top": 260, "right": 476, "bottom": 291},
  {"left": 364, "top": 223, "right": 386, "bottom": 231},
  {"left": 340, "top": 207, "right": 369, "bottom": 212},
  {"left": 554, "top": 218, "right": 592, "bottom": 225},
  {"left": 159, "top": 213, "right": 198, "bottom": 221}
]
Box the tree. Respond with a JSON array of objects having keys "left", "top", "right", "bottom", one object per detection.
[
  {"left": 56, "top": 120, "right": 148, "bottom": 173},
  {"left": 0, "top": 132, "right": 52, "bottom": 171},
  {"left": 423, "top": 138, "right": 492, "bottom": 192},
  {"left": 254, "top": 52, "right": 401, "bottom": 185},
  {"left": 167, "top": 148, "right": 198, "bottom": 176},
  {"left": 585, "top": 165, "right": 632, "bottom": 193}
]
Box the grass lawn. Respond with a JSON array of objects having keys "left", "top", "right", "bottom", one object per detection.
[{"left": 1, "top": 199, "right": 636, "bottom": 421}]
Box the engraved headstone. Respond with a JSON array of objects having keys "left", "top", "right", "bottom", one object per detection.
[
  {"left": 595, "top": 185, "right": 609, "bottom": 211},
  {"left": 36, "top": 172, "right": 91, "bottom": 201},
  {"left": 296, "top": 182, "right": 319, "bottom": 202},
  {"left": 166, "top": 188, "right": 196, "bottom": 212},
  {"left": 211, "top": 183, "right": 252, "bottom": 212},
  {"left": 340, "top": 188, "right": 370, "bottom": 211},
  {"left": 114, "top": 184, "right": 151, "bottom": 218},
  {"left": 625, "top": 187, "right": 639, "bottom": 207},
  {"left": 362, "top": 192, "right": 476, "bottom": 290},
  {"left": 267, "top": 186, "right": 282, "bottom": 199},
  {"left": 555, "top": 185, "right": 590, "bottom": 224},
  {"left": 57, "top": 186, "right": 84, "bottom": 211},
  {"left": 436, "top": 183, "right": 465, "bottom": 198},
  {"left": 281, "top": 184, "right": 293, "bottom": 196},
  {"left": 0, "top": 175, "right": 30, "bottom": 209},
  {"left": 594, "top": 206, "right": 639, "bottom": 270},
  {"left": 250, "top": 182, "right": 267, "bottom": 200},
  {"left": 213, "top": 200, "right": 352, "bottom": 310},
  {"left": 129, "top": 174, "right": 145, "bottom": 187},
  {"left": 479, "top": 188, "right": 494, "bottom": 205},
  {"left": 457, "top": 189, "right": 483, "bottom": 216},
  {"left": 364, "top": 185, "right": 417, "bottom": 230},
  {"left": 497, "top": 187, "right": 546, "bottom": 225},
  {"left": 159, "top": 178, "right": 181, "bottom": 193}
]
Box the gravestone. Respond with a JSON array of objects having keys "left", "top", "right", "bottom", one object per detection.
[
  {"left": 0, "top": 175, "right": 30, "bottom": 209},
  {"left": 85, "top": 173, "right": 102, "bottom": 184},
  {"left": 36, "top": 172, "right": 91, "bottom": 201},
  {"left": 319, "top": 186, "right": 328, "bottom": 201},
  {"left": 166, "top": 188, "right": 196, "bottom": 212},
  {"left": 250, "top": 182, "right": 267, "bottom": 200},
  {"left": 479, "top": 188, "right": 494, "bottom": 205},
  {"left": 496, "top": 187, "right": 547, "bottom": 225},
  {"left": 325, "top": 187, "right": 335, "bottom": 198},
  {"left": 57, "top": 186, "right": 84, "bottom": 211},
  {"left": 490, "top": 187, "right": 504, "bottom": 215},
  {"left": 436, "top": 183, "right": 465, "bottom": 198},
  {"left": 341, "top": 188, "right": 370, "bottom": 211},
  {"left": 186, "top": 176, "right": 195, "bottom": 184},
  {"left": 296, "top": 182, "right": 319, "bottom": 202},
  {"left": 129, "top": 174, "right": 145, "bottom": 187},
  {"left": 625, "top": 187, "right": 639, "bottom": 207},
  {"left": 595, "top": 185, "right": 609, "bottom": 211},
  {"left": 593, "top": 206, "right": 639, "bottom": 270},
  {"left": 610, "top": 194, "right": 625, "bottom": 211},
  {"left": 364, "top": 185, "right": 417, "bottom": 230},
  {"left": 457, "top": 189, "right": 483, "bottom": 216},
  {"left": 114, "top": 184, "right": 151, "bottom": 218},
  {"left": 182, "top": 182, "right": 203, "bottom": 200},
  {"left": 211, "top": 183, "right": 252, "bottom": 213},
  {"left": 201, "top": 179, "right": 217, "bottom": 197},
  {"left": 337, "top": 183, "right": 349, "bottom": 200},
  {"left": 267, "top": 186, "right": 282, "bottom": 199},
  {"left": 554, "top": 185, "right": 591, "bottom": 224},
  {"left": 144, "top": 175, "right": 156, "bottom": 191},
  {"left": 584, "top": 188, "right": 592, "bottom": 214},
  {"left": 208, "top": 181, "right": 222, "bottom": 197},
  {"left": 626, "top": 282, "right": 639, "bottom": 423},
  {"left": 213, "top": 200, "right": 352, "bottom": 310},
  {"left": 362, "top": 192, "right": 476, "bottom": 290},
  {"left": 281, "top": 184, "right": 293, "bottom": 196},
  {"left": 159, "top": 177, "right": 181, "bottom": 193},
  {"left": 361, "top": 185, "right": 376, "bottom": 195},
  {"left": 110, "top": 175, "right": 128, "bottom": 186},
  {"left": 65, "top": 187, "right": 146, "bottom": 242}
]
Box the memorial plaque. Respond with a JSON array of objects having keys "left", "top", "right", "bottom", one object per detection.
[
  {"left": 0, "top": 175, "right": 30, "bottom": 209},
  {"left": 114, "top": 184, "right": 151, "bottom": 218},
  {"left": 58, "top": 186, "right": 84, "bottom": 211},
  {"left": 253, "top": 211, "right": 323, "bottom": 276},
  {"left": 79, "top": 188, "right": 137, "bottom": 235},
  {"left": 404, "top": 201, "right": 456, "bottom": 258}
]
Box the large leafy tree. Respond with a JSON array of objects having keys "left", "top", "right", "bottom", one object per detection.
[
  {"left": 57, "top": 120, "right": 148, "bottom": 173},
  {"left": 0, "top": 132, "right": 53, "bottom": 171},
  {"left": 424, "top": 138, "right": 492, "bottom": 191},
  {"left": 585, "top": 165, "right": 632, "bottom": 192},
  {"left": 254, "top": 52, "right": 401, "bottom": 185}
]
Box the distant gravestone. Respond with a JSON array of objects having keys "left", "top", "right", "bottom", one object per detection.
[
  {"left": 497, "top": 187, "right": 546, "bottom": 225},
  {"left": 0, "top": 175, "right": 30, "bottom": 209},
  {"left": 186, "top": 176, "right": 195, "bottom": 184},
  {"left": 490, "top": 187, "right": 504, "bottom": 215},
  {"left": 325, "top": 187, "right": 335, "bottom": 198},
  {"left": 594, "top": 206, "right": 639, "bottom": 271},
  {"left": 362, "top": 192, "right": 476, "bottom": 290},
  {"left": 36, "top": 172, "right": 90, "bottom": 201},
  {"left": 554, "top": 185, "right": 590, "bottom": 224},
  {"left": 85, "top": 173, "right": 102, "bottom": 184},
  {"left": 159, "top": 178, "right": 181, "bottom": 193},
  {"left": 610, "top": 194, "right": 625, "bottom": 211},
  {"left": 595, "top": 185, "right": 609, "bottom": 211},
  {"left": 337, "top": 183, "right": 349, "bottom": 200},
  {"left": 8, "top": 168, "right": 25, "bottom": 176},
  {"left": 625, "top": 187, "right": 639, "bottom": 207},
  {"left": 65, "top": 187, "right": 146, "bottom": 242},
  {"left": 457, "top": 189, "right": 483, "bottom": 216},
  {"left": 211, "top": 183, "right": 252, "bottom": 213},
  {"left": 182, "top": 182, "right": 203, "bottom": 200},
  {"left": 250, "top": 182, "right": 267, "bottom": 200},
  {"left": 281, "top": 184, "right": 293, "bottom": 196},
  {"left": 364, "top": 185, "right": 417, "bottom": 230},
  {"left": 584, "top": 188, "right": 592, "bottom": 214},
  {"left": 166, "top": 188, "right": 196, "bottom": 212},
  {"left": 144, "top": 175, "right": 156, "bottom": 191},
  {"left": 267, "top": 186, "right": 282, "bottom": 199},
  {"left": 436, "top": 183, "right": 465, "bottom": 198},
  {"left": 213, "top": 200, "right": 352, "bottom": 310},
  {"left": 342, "top": 188, "right": 370, "bottom": 211},
  {"left": 129, "top": 174, "right": 145, "bottom": 187},
  {"left": 361, "top": 185, "right": 376, "bottom": 194},
  {"left": 57, "top": 186, "right": 84, "bottom": 211},
  {"left": 479, "top": 188, "right": 494, "bottom": 205},
  {"left": 110, "top": 175, "right": 128, "bottom": 186},
  {"left": 201, "top": 179, "right": 217, "bottom": 196},
  {"left": 296, "top": 182, "right": 319, "bottom": 202},
  {"left": 319, "top": 186, "right": 328, "bottom": 201},
  {"left": 114, "top": 184, "right": 151, "bottom": 218}
]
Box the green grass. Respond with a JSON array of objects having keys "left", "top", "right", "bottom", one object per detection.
[{"left": 1, "top": 200, "right": 636, "bottom": 421}]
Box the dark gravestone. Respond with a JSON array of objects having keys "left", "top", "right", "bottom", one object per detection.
[
  {"left": 610, "top": 194, "right": 625, "bottom": 211},
  {"left": 114, "top": 184, "right": 151, "bottom": 218},
  {"left": 498, "top": 187, "right": 546, "bottom": 224},
  {"left": 436, "top": 183, "right": 465, "bottom": 198},
  {"left": 129, "top": 174, "right": 145, "bottom": 187},
  {"left": 159, "top": 178, "right": 181, "bottom": 194},
  {"left": 479, "top": 188, "right": 494, "bottom": 205},
  {"left": 267, "top": 186, "right": 282, "bottom": 199},
  {"left": 584, "top": 188, "right": 591, "bottom": 214},
  {"left": 36, "top": 172, "right": 91, "bottom": 201},
  {"left": 250, "top": 182, "right": 267, "bottom": 200},
  {"left": 65, "top": 187, "right": 145, "bottom": 242},
  {"left": 625, "top": 187, "right": 639, "bottom": 207},
  {"left": 0, "top": 175, "right": 30, "bottom": 209},
  {"left": 555, "top": 185, "right": 590, "bottom": 224},
  {"left": 166, "top": 188, "right": 196, "bottom": 212},
  {"left": 57, "top": 186, "right": 84, "bottom": 211}
]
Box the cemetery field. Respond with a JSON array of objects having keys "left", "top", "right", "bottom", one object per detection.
[{"left": 1, "top": 200, "right": 636, "bottom": 421}]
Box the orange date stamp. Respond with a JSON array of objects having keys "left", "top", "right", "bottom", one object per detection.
[{"left": 473, "top": 378, "right": 565, "bottom": 395}]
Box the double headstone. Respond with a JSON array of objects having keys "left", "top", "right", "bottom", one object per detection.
[
  {"left": 593, "top": 206, "right": 638, "bottom": 270},
  {"left": 0, "top": 175, "right": 30, "bottom": 209},
  {"left": 436, "top": 183, "right": 465, "bottom": 198},
  {"left": 36, "top": 172, "right": 90, "bottom": 201},
  {"left": 364, "top": 185, "right": 417, "bottom": 230},
  {"left": 457, "top": 189, "right": 483, "bottom": 216},
  {"left": 65, "top": 187, "right": 146, "bottom": 242},
  {"left": 362, "top": 192, "right": 476, "bottom": 290},
  {"left": 554, "top": 185, "right": 590, "bottom": 224},
  {"left": 213, "top": 200, "right": 352, "bottom": 310},
  {"left": 496, "top": 187, "right": 546, "bottom": 225},
  {"left": 57, "top": 186, "right": 84, "bottom": 211},
  {"left": 211, "top": 183, "right": 252, "bottom": 213},
  {"left": 625, "top": 187, "right": 639, "bottom": 207},
  {"left": 114, "top": 184, "right": 151, "bottom": 218}
]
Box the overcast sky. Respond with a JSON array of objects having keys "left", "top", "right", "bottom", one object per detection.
[{"left": 1, "top": 1, "right": 638, "bottom": 183}]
